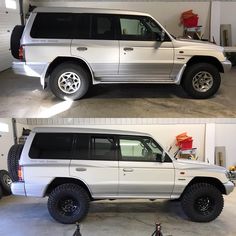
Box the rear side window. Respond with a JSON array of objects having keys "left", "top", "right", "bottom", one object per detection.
[
  {"left": 29, "top": 133, "right": 74, "bottom": 159},
  {"left": 30, "top": 13, "right": 76, "bottom": 39},
  {"left": 74, "top": 134, "right": 117, "bottom": 161}
]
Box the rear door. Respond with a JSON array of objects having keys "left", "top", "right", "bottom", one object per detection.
[
  {"left": 70, "top": 134, "right": 119, "bottom": 197},
  {"left": 71, "top": 14, "right": 119, "bottom": 78}
]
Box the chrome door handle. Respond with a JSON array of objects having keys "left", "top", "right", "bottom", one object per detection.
[
  {"left": 76, "top": 167, "right": 87, "bottom": 172},
  {"left": 124, "top": 47, "right": 134, "bottom": 52},
  {"left": 123, "top": 168, "right": 134, "bottom": 172},
  {"left": 77, "top": 47, "right": 88, "bottom": 51}
]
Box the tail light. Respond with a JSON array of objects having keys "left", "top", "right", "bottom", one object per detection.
[
  {"left": 18, "top": 165, "right": 24, "bottom": 181},
  {"left": 19, "top": 46, "right": 24, "bottom": 60}
]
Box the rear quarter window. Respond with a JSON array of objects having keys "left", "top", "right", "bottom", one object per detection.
[
  {"left": 29, "top": 133, "right": 74, "bottom": 159},
  {"left": 30, "top": 13, "right": 76, "bottom": 39}
]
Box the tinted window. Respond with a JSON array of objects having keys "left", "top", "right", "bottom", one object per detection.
[
  {"left": 29, "top": 133, "right": 74, "bottom": 159},
  {"left": 31, "top": 13, "right": 76, "bottom": 39},
  {"left": 119, "top": 136, "right": 163, "bottom": 162},
  {"left": 119, "top": 16, "right": 162, "bottom": 41},
  {"left": 74, "top": 134, "right": 117, "bottom": 161},
  {"left": 76, "top": 14, "right": 91, "bottom": 39},
  {"left": 92, "top": 15, "right": 115, "bottom": 40}
]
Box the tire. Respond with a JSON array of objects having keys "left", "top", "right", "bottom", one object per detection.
[
  {"left": 0, "top": 170, "right": 12, "bottom": 195},
  {"left": 48, "top": 183, "right": 90, "bottom": 224},
  {"left": 7, "top": 144, "right": 24, "bottom": 182},
  {"left": 182, "top": 63, "right": 221, "bottom": 99},
  {"left": 10, "top": 25, "right": 25, "bottom": 59},
  {"left": 49, "top": 63, "right": 90, "bottom": 101},
  {"left": 181, "top": 183, "right": 224, "bottom": 222}
]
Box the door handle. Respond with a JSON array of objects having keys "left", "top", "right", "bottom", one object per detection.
[
  {"left": 123, "top": 168, "right": 134, "bottom": 172},
  {"left": 77, "top": 47, "right": 88, "bottom": 51},
  {"left": 76, "top": 167, "right": 87, "bottom": 172},
  {"left": 124, "top": 47, "right": 134, "bottom": 52}
]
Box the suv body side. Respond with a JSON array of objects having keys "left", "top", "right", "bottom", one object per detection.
[{"left": 13, "top": 128, "right": 234, "bottom": 200}]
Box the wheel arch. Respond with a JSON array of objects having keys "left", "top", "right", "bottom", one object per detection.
[
  {"left": 44, "top": 177, "right": 93, "bottom": 200},
  {"left": 45, "top": 56, "right": 94, "bottom": 83},
  {"left": 180, "top": 177, "right": 226, "bottom": 199},
  {"left": 186, "top": 56, "right": 224, "bottom": 73}
]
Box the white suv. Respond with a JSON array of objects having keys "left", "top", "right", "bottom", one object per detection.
[
  {"left": 10, "top": 127, "right": 234, "bottom": 224},
  {"left": 11, "top": 7, "right": 231, "bottom": 100}
]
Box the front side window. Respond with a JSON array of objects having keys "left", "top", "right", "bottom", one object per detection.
[
  {"left": 29, "top": 133, "right": 74, "bottom": 159},
  {"left": 119, "top": 16, "right": 164, "bottom": 41},
  {"left": 30, "top": 13, "right": 76, "bottom": 39},
  {"left": 119, "top": 136, "right": 163, "bottom": 162}
]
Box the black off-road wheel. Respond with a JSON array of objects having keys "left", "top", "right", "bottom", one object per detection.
[
  {"left": 50, "top": 63, "right": 90, "bottom": 101},
  {"left": 7, "top": 144, "right": 24, "bottom": 182},
  {"left": 10, "top": 25, "right": 25, "bottom": 59},
  {"left": 0, "top": 170, "right": 12, "bottom": 195},
  {"left": 181, "top": 183, "right": 224, "bottom": 222},
  {"left": 48, "top": 183, "right": 90, "bottom": 224},
  {"left": 182, "top": 63, "right": 221, "bottom": 99}
]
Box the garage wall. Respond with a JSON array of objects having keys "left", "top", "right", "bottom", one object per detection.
[
  {"left": 0, "top": 118, "right": 14, "bottom": 170},
  {"left": 215, "top": 124, "right": 236, "bottom": 167},
  {"left": 0, "top": 0, "right": 21, "bottom": 71},
  {"left": 30, "top": 0, "right": 210, "bottom": 39},
  {"left": 220, "top": 1, "right": 236, "bottom": 46}
]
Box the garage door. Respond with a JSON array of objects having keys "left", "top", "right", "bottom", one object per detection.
[{"left": 0, "top": 0, "right": 20, "bottom": 72}]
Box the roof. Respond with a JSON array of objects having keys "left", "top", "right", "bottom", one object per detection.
[
  {"left": 33, "top": 7, "right": 150, "bottom": 16},
  {"left": 32, "top": 127, "right": 150, "bottom": 137}
]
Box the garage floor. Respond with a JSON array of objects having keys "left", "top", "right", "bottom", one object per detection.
[
  {"left": 0, "top": 68, "right": 236, "bottom": 118},
  {"left": 0, "top": 190, "right": 235, "bottom": 236}
]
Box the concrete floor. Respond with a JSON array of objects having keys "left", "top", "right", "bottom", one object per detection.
[
  {"left": 0, "top": 190, "right": 236, "bottom": 236},
  {"left": 0, "top": 68, "right": 236, "bottom": 118}
]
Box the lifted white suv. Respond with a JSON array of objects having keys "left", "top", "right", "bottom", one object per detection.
[
  {"left": 10, "top": 127, "right": 234, "bottom": 224},
  {"left": 11, "top": 7, "right": 231, "bottom": 100}
]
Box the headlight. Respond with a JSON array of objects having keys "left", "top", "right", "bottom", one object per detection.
[{"left": 225, "top": 171, "right": 231, "bottom": 179}]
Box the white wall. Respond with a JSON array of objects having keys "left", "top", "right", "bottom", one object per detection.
[
  {"left": 220, "top": 2, "right": 236, "bottom": 46},
  {"left": 215, "top": 124, "right": 236, "bottom": 167},
  {"left": 0, "top": 118, "right": 14, "bottom": 170},
  {"left": 30, "top": 0, "right": 210, "bottom": 38}
]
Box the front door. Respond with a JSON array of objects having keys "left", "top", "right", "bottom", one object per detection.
[
  {"left": 118, "top": 135, "right": 175, "bottom": 198},
  {"left": 118, "top": 15, "right": 174, "bottom": 82},
  {"left": 71, "top": 14, "right": 119, "bottom": 78}
]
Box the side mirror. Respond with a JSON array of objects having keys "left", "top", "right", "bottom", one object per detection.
[
  {"left": 160, "top": 30, "right": 166, "bottom": 42},
  {"left": 156, "top": 152, "right": 166, "bottom": 163}
]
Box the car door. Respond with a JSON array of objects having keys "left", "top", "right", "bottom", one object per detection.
[
  {"left": 118, "top": 15, "right": 174, "bottom": 81},
  {"left": 71, "top": 14, "right": 119, "bottom": 78},
  {"left": 70, "top": 134, "right": 119, "bottom": 197},
  {"left": 118, "top": 135, "right": 175, "bottom": 198}
]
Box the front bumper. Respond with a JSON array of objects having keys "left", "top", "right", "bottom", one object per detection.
[
  {"left": 11, "top": 182, "right": 26, "bottom": 196},
  {"left": 221, "top": 60, "right": 232, "bottom": 73},
  {"left": 224, "top": 180, "right": 235, "bottom": 195}
]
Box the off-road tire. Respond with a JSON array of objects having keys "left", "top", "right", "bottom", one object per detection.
[
  {"left": 10, "top": 25, "right": 25, "bottom": 59},
  {"left": 50, "top": 63, "right": 90, "bottom": 101},
  {"left": 48, "top": 183, "right": 90, "bottom": 224},
  {"left": 0, "top": 170, "right": 12, "bottom": 195},
  {"left": 7, "top": 144, "right": 24, "bottom": 182},
  {"left": 181, "top": 183, "right": 224, "bottom": 222},
  {"left": 182, "top": 63, "right": 221, "bottom": 99}
]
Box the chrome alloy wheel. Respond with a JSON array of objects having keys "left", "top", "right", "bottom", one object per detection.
[
  {"left": 192, "top": 71, "right": 214, "bottom": 92},
  {"left": 58, "top": 72, "right": 81, "bottom": 94}
]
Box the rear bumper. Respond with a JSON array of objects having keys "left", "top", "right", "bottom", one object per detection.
[
  {"left": 11, "top": 182, "right": 26, "bottom": 196},
  {"left": 224, "top": 181, "right": 235, "bottom": 195},
  {"left": 221, "top": 60, "right": 232, "bottom": 73},
  {"left": 12, "top": 61, "right": 49, "bottom": 88}
]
